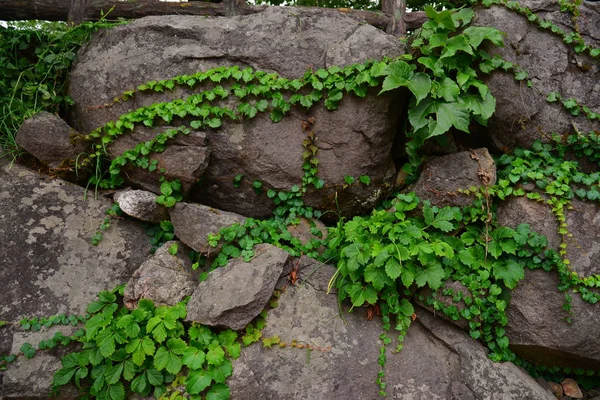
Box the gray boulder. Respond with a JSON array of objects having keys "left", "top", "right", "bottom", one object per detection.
[
  {"left": 0, "top": 161, "right": 151, "bottom": 398},
  {"left": 16, "top": 111, "right": 85, "bottom": 169},
  {"left": 497, "top": 196, "right": 600, "bottom": 367},
  {"left": 68, "top": 7, "right": 404, "bottom": 217},
  {"left": 409, "top": 148, "right": 496, "bottom": 208},
  {"left": 114, "top": 188, "right": 169, "bottom": 223},
  {"left": 169, "top": 201, "right": 246, "bottom": 255},
  {"left": 123, "top": 241, "right": 197, "bottom": 309},
  {"left": 186, "top": 244, "right": 290, "bottom": 330},
  {"left": 228, "top": 261, "right": 554, "bottom": 399},
  {"left": 473, "top": 0, "right": 600, "bottom": 149}
]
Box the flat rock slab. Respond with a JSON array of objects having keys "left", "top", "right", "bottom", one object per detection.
[
  {"left": 0, "top": 162, "right": 151, "bottom": 397},
  {"left": 186, "top": 244, "right": 290, "bottom": 330},
  {"left": 229, "top": 262, "right": 554, "bottom": 400}
]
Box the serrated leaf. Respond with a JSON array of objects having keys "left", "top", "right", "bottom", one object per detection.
[
  {"left": 430, "top": 101, "right": 470, "bottom": 137},
  {"left": 463, "top": 26, "right": 504, "bottom": 48},
  {"left": 440, "top": 35, "right": 474, "bottom": 59},
  {"left": 435, "top": 78, "right": 460, "bottom": 102},
  {"left": 206, "top": 383, "right": 231, "bottom": 400},
  {"left": 385, "top": 258, "right": 402, "bottom": 280},
  {"left": 406, "top": 73, "right": 431, "bottom": 105},
  {"left": 364, "top": 265, "right": 390, "bottom": 291},
  {"left": 493, "top": 260, "right": 524, "bottom": 289},
  {"left": 53, "top": 367, "right": 77, "bottom": 386},
  {"left": 379, "top": 61, "right": 414, "bottom": 93},
  {"left": 105, "top": 363, "right": 124, "bottom": 385},
  {"left": 131, "top": 373, "right": 147, "bottom": 393},
  {"left": 186, "top": 370, "right": 213, "bottom": 395},
  {"left": 167, "top": 338, "right": 187, "bottom": 355},
  {"left": 206, "top": 345, "right": 225, "bottom": 366},
  {"left": 415, "top": 263, "right": 445, "bottom": 289},
  {"left": 146, "top": 369, "right": 163, "bottom": 386},
  {"left": 183, "top": 347, "right": 206, "bottom": 370},
  {"left": 226, "top": 342, "right": 241, "bottom": 359},
  {"left": 398, "top": 299, "right": 414, "bottom": 317},
  {"left": 208, "top": 359, "right": 233, "bottom": 383},
  {"left": 109, "top": 382, "right": 125, "bottom": 400}
]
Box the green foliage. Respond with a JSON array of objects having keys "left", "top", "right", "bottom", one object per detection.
[
  {"left": 0, "top": 18, "right": 125, "bottom": 161},
  {"left": 145, "top": 220, "right": 176, "bottom": 253},
  {"left": 51, "top": 288, "right": 241, "bottom": 399},
  {"left": 91, "top": 203, "right": 123, "bottom": 245}
]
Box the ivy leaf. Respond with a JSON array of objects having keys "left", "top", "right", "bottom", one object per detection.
[
  {"left": 206, "top": 345, "right": 226, "bottom": 366},
  {"left": 379, "top": 60, "right": 414, "bottom": 93},
  {"left": 414, "top": 263, "right": 445, "bottom": 289},
  {"left": 208, "top": 359, "right": 233, "bottom": 383},
  {"left": 429, "top": 101, "right": 470, "bottom": 137},
  {"left": 186, "top": 370, "right": 213, "bottom": 395},
  {"left": 53, "top": 366, "right": 77, "bottom": 386},
  {"left": 154, "top": 346, "right": 183, "bottom": 374},
  {"left": 463, "top": 26, "right": 504, "bottom": 48},
  {"left": 431, "top": 207, "right": 456, "bottom": 232},
  {"left": 105, "top": 363, "right": 124, "bottom": 385},
  {"left": 182, "top": 347, "right": 206, "bottom": 370},
  {"left": 384, "top": 258, "right": 402, "bottom": 280},
  {"left": 406, "top": 73, "right": 431, "bottom": 105},
  {"left": 398, "top": 299, "right": 414, "bottom": 317},
  {"left": 364, "top": 265, "right": 390, "bottom": 290},
  {"left": 440, "top": 36, "right": 474, "bottom": 59},
  {"left": 206, "top": 383, "right": 231, "bottom": 400},
  {"left": 343, "top": 243, "right": 369, "bottom": 272},
  {"left": 131, "top": 373, "right": 148, "bottom": 394},
  {"left": 108, "top": 382, "right": 125, "bottom": 400},
  {"left": 167, "top": 338, "right": 187, "bottom": 355},
  {"left": 493, "top": 260, "right": 524, "bottom": 289},
  {"left": 146, "top": 369, "right": 164, "bottom": 386},
  {"left": 435, "top": 78, "right": 460, "bottom": 102}
]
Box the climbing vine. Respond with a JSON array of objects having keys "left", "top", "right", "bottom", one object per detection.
[{"left": 2, "top": 0, "right": 600, "bottom": 398}]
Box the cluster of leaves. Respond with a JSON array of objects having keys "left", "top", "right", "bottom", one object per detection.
[
  {"left": 325, "top": 192, "right": 558, "bottom": 362},
  {"left": 52, "top": 286, "right": 241, "bottom": 400},
  {"left": 145, "top": 220, "right": 176, "bottom": 253},
  {"left": 383, "top": 6, "right": 510, "bottom": 176},
  {"left": 0, "top": 18, "right": 125, "bottom": 161},
  {"left": 91, "top": 203, "right": 123, "bottom": 245},
  {"left": 480, "top": 0, "right": 600, "bottom": 59},
  {"left": 546, "top": 91, "right": 600, "bottom": 121}
]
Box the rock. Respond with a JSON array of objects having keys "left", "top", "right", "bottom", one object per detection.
[
  {"left": 286, "top": 217, "right": 328, "bottom": 246},
  {"left": 473, "top": 0, "right": 600, "bottom": 149},
  {"left": 169, "top": 201, "right": 246, "bottom": 255},
  {"left": 496, "top": 196, "right": 600, "bottom": 368},
  {"left": 16, "top": 111, "right": 85, "bottom": 169},
  {"left": 0, "top": 162, "right": 151, "bottom": 398},
  {"left": 408, "top": 148, "right": 496, "bottom": 208},
  {"left": 123, "top": 241, "right": 197, "bottom": 309},
  {"left": 186, "top": 244, "right": 290, "bottom": 330},
  {"left": 228, "top": 261, "right": 554, "bottom": 399},
  {"left": 68, "top": 8, "right": 404, "bottom": 218},
  {"left": 109, "top": 127, "right": 210, "bottom": 195},
  {"left": 113, "top": 189, "right": 169, "bottom": 223},
  {"left": 505, "top": 269, "right": 600, "bottom": 370},
  {"left": 562, "top": 378, "right": 583, "bottom": 399}
]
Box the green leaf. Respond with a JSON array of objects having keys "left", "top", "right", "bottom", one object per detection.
[
  {"left": 208, "top": 359, "right": 233, "bottom": 383},
  {"left": 109, "top": 382, "right": 126, "bottom": 400},
  {"left": 208, "top": 118, "right": 222, "bottom": 129},
  {"left": 406, "top": 73, "right": 431, "bottom": 105},
  {"left": 435, "top": 78, "right": 460, "bottom": 102},
  {"left": 105, "top": 363, "right": 124, "bottom": 385},
  {"left": 415, "top": 263, "right": 445, "bottom": 289},
  {"left": 440, "top": 36, "right": 474, "bottom": 59},
  {"left": 131, "top": 373, "right": 148, "bottom": 394},
  {"left": 492, "top": 260, "right": 524, "bottom": 289},
  {"left": 206, "top": 383, "right": 231, "bottom": 400},
  {"left": 146, "top": 369, "right": 164, "bottom": 386},
  {"left": 430, "top": 101, "right": 470, "bottom": 137},
  {"left": 463, "top": 26, "right": 504, "bottom": 48},
  {"left": 186, "top": 370, "right": 213, "bottom": 395},
  {"left": 398, "top": 299, "right": 414, "bottom": 317},
  {"left": 183, "top": 347, "right": 206, "bottom": 370},
  {"left": 385, "top": 258, "right": 402, "bottom": 280},
  {"left": 154, "top": 346, "right": 183, "bottom": 374},
  {"left": 379, "top": 61, "right": 414, "bottom": 93},
  {"left": 53, "top": 367, "right": 77, "bottom": 386},
  {"left": 167, "top": 338, "right": 187, "bottom": 355},
  {"left": 206, "top": 345, "right": 225, "bottom": 366}
]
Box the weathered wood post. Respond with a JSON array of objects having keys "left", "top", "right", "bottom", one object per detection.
[
  {"left": 382, "top": 0, "right": 407, "bottom": 37},
  {"left": 68, "top": 0, "right": 88, "bottom": 25}
]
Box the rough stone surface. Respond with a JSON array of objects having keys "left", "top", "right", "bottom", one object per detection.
[
  {"left": 114, "top": 188, "right": 169, "bottom": 223},
  {"left": 109, "top": 127, "right": 210, "bottom": 195},
  {"left": 497, "top": 196, "right": 600, "bottom": 367},
  {"left": 68, "top": 8, "right": 404, "bottom": 217},
  {"left": 506, "top": 269, "right": 600, "bottom": 370},
  {"left": 0, "top": 161, "right": 151, "bottom": 397},
  {"left": 16, "top": 111, "right": 84, "bottom": 168},
  {"left": 169, "top": 201, "right": 246, "bottom": 255},
  {"left": 473, "top": 0, "right": 600, "bottom": 149},
  {"left": 228, "top": 262, "right": 554, "bottom": 400},
  {"left": 286, "top": 217, "right": 328, "bottom": 246},
  {"left": 186, "top": 244, "right": 290, "bottom": 330},
  {"left": 408, "top": 148, "right": 496, "bottom": 207},
  {"left": 124, "top": 241, "right": 197, "bottom": 310}
]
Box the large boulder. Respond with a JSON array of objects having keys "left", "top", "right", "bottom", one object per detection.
[
  {"left": 67, "top": 7, "right": 405, "bottom": 218},
  {"left": 228, "top": 261, "right": 554, "bottom": 399},
  {"left": 497, "top": 196, "right": 600, "bottom": 368},
  {"left": 0, "top": 161, "right": 151, "bottom": 397},
  {"left": 473, "top": 0, "right": 600, "bottom": 149}
]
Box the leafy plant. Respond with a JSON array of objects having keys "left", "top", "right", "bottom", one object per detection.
[{"left": 51, "top": 287, "right": 241, "bottom": 400}]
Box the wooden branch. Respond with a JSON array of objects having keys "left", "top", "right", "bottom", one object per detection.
[
  {"left": 404, "top": 11, "right": 427, "bottom": 31},
  {"left": 0, "top": 0, "right": 426, "bottom": 31}
]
